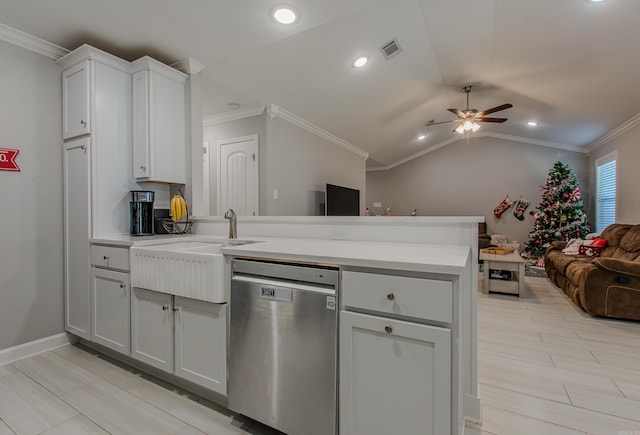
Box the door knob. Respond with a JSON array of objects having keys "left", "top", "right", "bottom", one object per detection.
[
  {"left": 384, "top": 326, "right": 393, "bottom": 334},
  {"left": 387, "top": 293, "right": 395, "bottom": 301}
]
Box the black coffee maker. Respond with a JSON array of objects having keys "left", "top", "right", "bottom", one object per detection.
[{"left": 130, "top": 191, "right": 154, "bottom": 235}]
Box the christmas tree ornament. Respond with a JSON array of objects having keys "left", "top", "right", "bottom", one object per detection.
[
  {"left": 513, "top": 198, "right": 530, "bottom": 221},
  {"left": 493, "top": 195, "right": 515, "bottom": 219}
]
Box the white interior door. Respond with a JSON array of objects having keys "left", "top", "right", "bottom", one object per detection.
[{"left": 217, "top": 135, "right": 259, "bottom": 216}]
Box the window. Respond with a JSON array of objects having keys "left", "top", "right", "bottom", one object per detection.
[{"left": 595, "top": 153, "right": 616, "bottom": 233}]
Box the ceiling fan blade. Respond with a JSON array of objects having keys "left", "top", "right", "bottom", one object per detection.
[
  {"left": 447, "top": 108, "right": 465, "bottom": 118},
  {"left": 476, "top": 117, "right": 508, "bottom": 123},
  {"left": 425, "top": 119, "right": 457, "bottom": 126},
  {"left": 476, "top": 103, "right": 513, "bottom": 117}
]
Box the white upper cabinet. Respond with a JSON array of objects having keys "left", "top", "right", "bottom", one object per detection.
[
  {"left": 131, "top": 56, "right": 187, "bottom": 184},
  {"left": 62, "top": 60, "right": 91, "bottom": 139}
]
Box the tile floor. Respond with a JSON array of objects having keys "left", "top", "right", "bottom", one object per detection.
[
  {"left": 1, "top": 276, "right": 639, "bottom": 434},
  {"left": 474, "top": 277, "right": 640, "bottom": 435}
]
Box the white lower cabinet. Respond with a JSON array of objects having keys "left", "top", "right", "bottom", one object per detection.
[
  {"left": 340, "top": 270, "right": 454, "bottom": 435},
  {"left": 131, "top": 288, "right": 173, "bottom": 371},
  {"left": 174, "top": 297, "right": 227, "bottom": 393},
  {"left": 131, "top": 287, "right": 227, "bottom": 395},
  {"left": 340, "top": 312, "right": 451, "bottom": 435},
  {"left": 91, "top": 268, "right": 130, "bottom": 354}
]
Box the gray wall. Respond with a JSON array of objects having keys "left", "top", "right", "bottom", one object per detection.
[
  {"left": 588, "top": 123, "right": 640, "bottom": 225},
  {"left": 367, "top": 136, "right": 589, "bottom": 244},
  {"left": 203, "top": 114, "right": 367, "bottom": 216},
  {"left": 265, "top": 116, "right": 366, "bottom": 216},
  {"left": 0, "top": 41, "right": 64, "bottom": 350}
]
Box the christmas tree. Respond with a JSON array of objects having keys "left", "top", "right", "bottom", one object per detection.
[{"left": 525, "top": 161, "right": 590, "bottom": 256}]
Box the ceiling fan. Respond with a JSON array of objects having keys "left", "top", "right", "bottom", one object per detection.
[{"left": 426, "top": 85, "right": 513, "bottom": 134}]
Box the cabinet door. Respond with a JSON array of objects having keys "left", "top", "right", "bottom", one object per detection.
[
  {"left": 174, "top": 297, "right": 227, "bottom": 395},
  {"left": 92, "top": 268, "right": 130, "bottom": 354},
  {"left": 131, "top": 287, "right": 173, "bottom": 372},
  {"left": 132, "top": 70, "right": 150, "bottom": 179},
  {"left": 340, "top": 311, "right": 451, "bottom": 435},
  {"left": 62, "top": 61, "right": 91, "bottom": 139},
  {"left": 64, "top": 138, "right": 91, "bottom": 339},
  {"left": 132, "top": 65, "right": 186, "bottom": 183}
]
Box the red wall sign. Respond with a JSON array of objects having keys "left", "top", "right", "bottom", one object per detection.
[{"left": 0, "top": 148, "right": 20, "bottom": 172}]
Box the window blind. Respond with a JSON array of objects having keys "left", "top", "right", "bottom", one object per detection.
[{"left": 595, "top": 158, "right": 616, "bottom": 233}]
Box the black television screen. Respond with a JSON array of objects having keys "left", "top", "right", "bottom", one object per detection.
[{"left": 326, "top": 184, "right": 360, "bottom": 216}]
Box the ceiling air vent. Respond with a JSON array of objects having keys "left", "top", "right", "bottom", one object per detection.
[{"left": 380, "top": 38, "right": 402, "bottom": 59}]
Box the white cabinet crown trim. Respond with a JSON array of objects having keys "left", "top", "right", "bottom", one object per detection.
[{"left": 0, "top": 22, "right": 68, "bottom": 59}]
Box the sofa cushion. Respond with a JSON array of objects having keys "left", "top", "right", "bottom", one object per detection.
[
  {"left": 619, "top": 225, "right": 640, "bottom": 253},
  {"left": 565, "top": 261, "right": 597, "bottom": 288},
  {"left": 601, "top": 246, "right": 639, "bottom": 261},
  {"left": 546, "top": 249, "right": 592, "bottom": 274},
  {"left": 600, "top": 224, "right": 632, "bottom": 247}
]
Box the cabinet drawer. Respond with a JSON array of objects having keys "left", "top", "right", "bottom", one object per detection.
[
  {"left": 91, "top": 245, "right": 130, "bottom": 271},
  {"left": 342, "top": 271, "right": 453, "bottom": 323},
  {"left": 488, "top": 279, "right": 518, "bottom": 294}
]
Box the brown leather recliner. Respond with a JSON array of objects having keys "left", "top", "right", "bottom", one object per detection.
[{"left": 544, "top": 223, "right": 640, "bottom": 321}]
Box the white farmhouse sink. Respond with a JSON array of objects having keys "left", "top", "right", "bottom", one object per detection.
[{"left": 130, "top": 240, "right": 254, "bottom": 303}]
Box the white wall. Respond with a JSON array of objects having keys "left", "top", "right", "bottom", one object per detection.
[
  {"left": 367, "top": 136, "right": 589, "bottom": 244},
  {"left": 265, "top": 116, "right": 366, "bottom": 216},
  {"left": 0, "top": 41, "right": 64, "bottom": 350},
  {"left": 588, "top": 123, "right": 640, "bottom": 225}
]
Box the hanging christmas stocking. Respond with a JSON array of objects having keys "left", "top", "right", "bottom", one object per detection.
[
  {"left": 513, "top": 198, "right": 530, "bottom": 221},
  {"left": 493, "top": 196, "right": 514, "bottom": 219}
]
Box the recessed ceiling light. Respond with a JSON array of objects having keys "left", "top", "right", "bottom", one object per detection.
[
  {"left": 272, "top": 6, "right": 298, "bottom": 24},
  {"left": 417, "top": 134, "right": 426, "bottom": 140},
  {"left": 353, "top": 56, "right": 368, "bottom": 68},
  {"left": 589, "top": 0, "right": 605, "bottom": 2},
  {"left": 527, "top": 121, "right": 539, "bottom": 127}
]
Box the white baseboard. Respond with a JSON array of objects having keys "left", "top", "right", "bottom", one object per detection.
[{"left": 0, "top": 333, "right": 71, "bottom": 366}]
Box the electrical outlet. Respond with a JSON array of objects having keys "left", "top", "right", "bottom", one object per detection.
[
  {"left": 273, "top": 189, "right": 279, "bottom": 200},
  {"left": 373, "top": 201, "right": 382, "bottom": 208},
  {"left": 330, "top": 229, "right": 347, "bottom": 240}
]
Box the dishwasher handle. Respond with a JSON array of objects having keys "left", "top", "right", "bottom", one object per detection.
[{"left": 232, "top": 275, "right": 336, "bottom": 296}]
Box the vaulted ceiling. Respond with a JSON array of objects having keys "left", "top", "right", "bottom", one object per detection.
[{"left": 2, "top": 0, "right": 639, "bottom": 168}]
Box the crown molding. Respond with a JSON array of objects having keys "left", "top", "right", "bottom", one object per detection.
[
  {"left": 268, "top": 104, "right": 369, "bottom": 160},
  {"left": 0, "top": 23, "right": 68, "bottom": 59},
  {"left": 367, "top": 131, "right": 585, "bottom": 172},
  {"left": 203, "top": 105, "right": 266, "bottom": 126},
  {"left": 586, "top": 112, "right": 640, "bottom": 153},
  {"left": 171, "top": 58, "right": 205, "bottom": 75}
]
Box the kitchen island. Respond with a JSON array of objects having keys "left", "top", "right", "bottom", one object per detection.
[{"left": 83, "top": 216, "right": 481, "bottom": 434}]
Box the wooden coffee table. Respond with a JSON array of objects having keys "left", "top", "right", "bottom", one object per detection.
[{"left": 480, "top": 251, "right": 525, "bottom": 297}]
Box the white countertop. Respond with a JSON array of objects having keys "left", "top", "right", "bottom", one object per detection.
[
  {"left": 92, "top": 234, "right": 470, "bottom": 275},
  {"left": 222, "top": 238, "right": 470, "bottom": 274}
]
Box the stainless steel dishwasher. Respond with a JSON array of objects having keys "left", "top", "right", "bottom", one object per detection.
[{"left": 228, "top": 259, "right": 339, "bottom": 435}]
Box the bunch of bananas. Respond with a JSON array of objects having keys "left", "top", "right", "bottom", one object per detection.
[{"left": 170, "top": 194, "right": 187, "bottom": 222}]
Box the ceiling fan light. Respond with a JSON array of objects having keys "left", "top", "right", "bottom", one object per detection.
[
  {"left": 463, "top": 120, "right": 474, "bottom": 131},
  {"left": 455, "top": 124, "right": 465, "bottom": 134},
  {"left": 471, "top": 122, "right": 481, "bottom": 132}
]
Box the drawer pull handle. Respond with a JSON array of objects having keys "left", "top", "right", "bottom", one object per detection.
[
  {"left": 119, "top": 283, "right": 125, "bottom": 289},
  {"left": 387, "top": 293, "right": 395, "bottom": 301},
  {"left": 384, "top": 326, "right": 393, "bottom": 334}
]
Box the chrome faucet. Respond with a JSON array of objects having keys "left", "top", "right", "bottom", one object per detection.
[{"left": 224, "top": 209, "right": 237, "bottom": 239}]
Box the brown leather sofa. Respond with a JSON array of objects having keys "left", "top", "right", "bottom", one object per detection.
[{"left": 545, "top": 223, "right": 640, "bottom": 321}]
